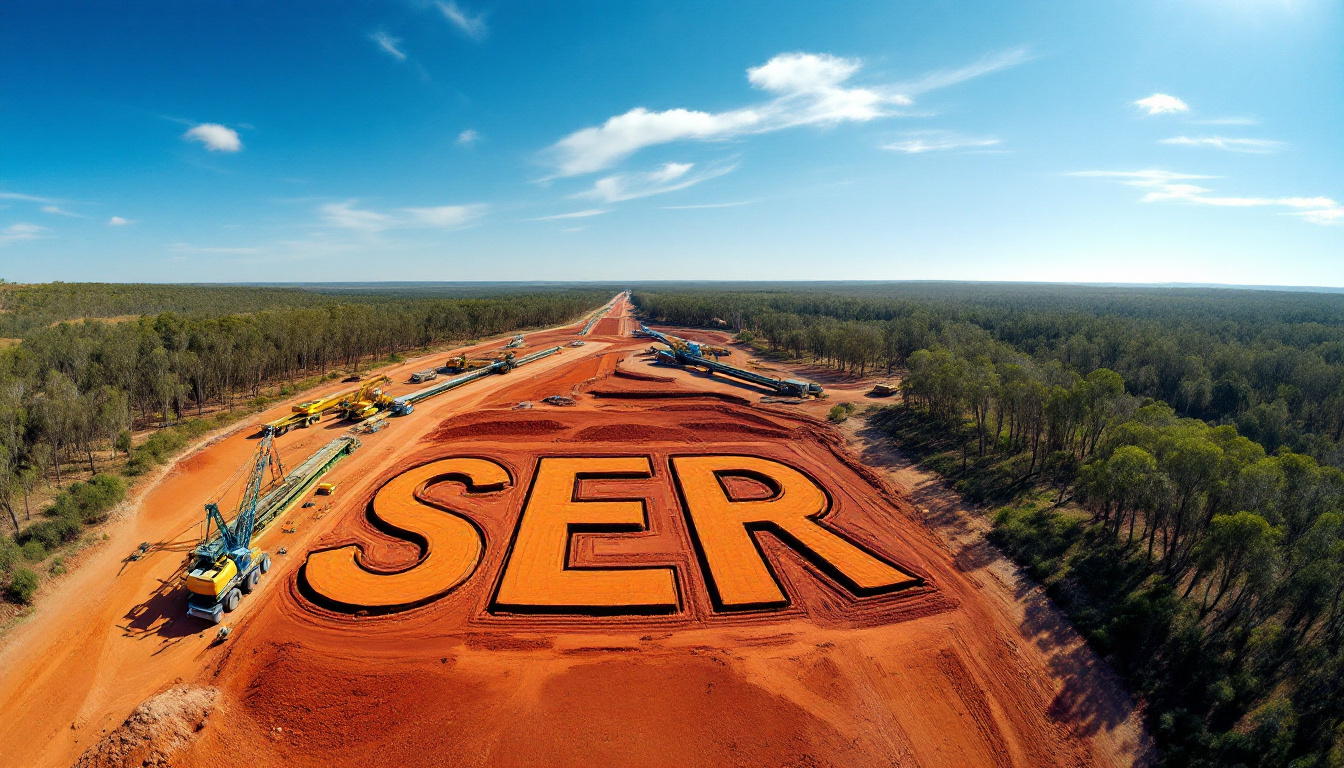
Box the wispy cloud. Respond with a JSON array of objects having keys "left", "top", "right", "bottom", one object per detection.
[
  {"left": 573, "top": 162, "right": 735, "bottom": 203},
  {"left": 1, "top": 223, "right": 47, "bottom": 244},
  {"left": 371, "top": 29, "right": 407, "bottom": 61},
  {"left": 1134, "top": 94, "right": 1189, "bottom": 116},
  {"left": 1195, "top": 116, "right": 1258, "bottom": 126},
  {"left": 402, "top": 204, "right": 488, "bottom": 227},
  {"left": 41, "top": 205, "right": 81, "bottom": 217},
  {"left": 883, "top": 132, "right": 1000, "bottom": 153},
  {"left": 1073, "top": 170, "right": 1343, "bottom": 225},
  {"left": 0, "top": 191, "right": 60, "bottom": 205},
  {"left": 168, "top": 243, "right": 260, "bottom": 255},
  {"left": 457, "top": 129, "right": 479, "bottom": 145},
  {"left": 660, "top": 200, "right": 761, "bottom": 210},
  {"left": 1160, "top": 136, "right": 1284, "bottom": 153},
  {"left": 437, "top": 1, "right": 486, "bottom": 40},
  {"left": 547, "top": 48, "right": 1028, "bottom": 177},
  {"left": 320, "top": 200, "right": 488, "bottom": 232},
  {"left": 534, "top": 209, "right": 610, "bottom": 220},
  {"left": 184, "top": 123, "right": 243, "bottom": 152},
  {"left": 108, "top": 216, "right": 132, "bottom": 226},
  {"left": 893, "top": 46, "right": 1033, "bottom": 95}
]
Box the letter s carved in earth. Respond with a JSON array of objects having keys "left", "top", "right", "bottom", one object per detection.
[{"left": 302, "top": 457, "right": 511, "bottom": 612}]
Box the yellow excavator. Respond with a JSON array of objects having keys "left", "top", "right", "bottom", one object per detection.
[
  {"left": 443, "top": 351, "right": 515, "bottom": 373},
  {"left": 336, "top": 376, "right": 394, "bottom": 420},
  {"left": 260, "top": 380, "right": 380, "bottom": 435}
]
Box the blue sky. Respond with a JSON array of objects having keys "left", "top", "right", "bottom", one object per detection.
[{"left": 1, "top": 0, "right": 1341, "bottom": 285}]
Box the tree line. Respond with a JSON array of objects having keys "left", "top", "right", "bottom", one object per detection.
[
  {"left": 633, "top": 285, "right": 1344, "bottom": 766},
  {"left": 0, "top": 286, "right": 605, "bottom": 608}
]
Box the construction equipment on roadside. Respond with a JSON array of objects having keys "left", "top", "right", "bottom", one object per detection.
[
  {"left": 410, "top": 369, "right": 439, "bottom": 383},
  {"left": 388, "top": 346, "right": 562, "bottom": 416},
  {"left": 336, "top": 375, "right": 394, "bottom": 420},
  {"left": 541, "top": 395, "right": 576, "bottom": 407},
  {"left": 869, "top": 382, "right": 898, "bottom": 397},
  {"left": 184, "top": 433, "right": 359, "bottom": 623},
  {"left": 634, "top": 325, "right": 731, "bottom": 360},
  {"left": 261, "top": 379, "right": 384, "bottom": 435},
  {"left": 641, "top": 324, "right": 823, "bottom": 399},
  {"left": 504, "top": 334, "right": 525, "bottom": 349},
  {"left": 441, "top": 352, "right": 514, "bottom": 373}
]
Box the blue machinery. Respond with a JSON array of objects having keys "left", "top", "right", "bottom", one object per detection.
[
  {"left": 388, "top": 345, "right": 563, "bottom": 416},
  {"left": 638, "top": 324, "right": 823, "bottom": 399}
]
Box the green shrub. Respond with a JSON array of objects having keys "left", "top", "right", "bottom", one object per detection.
[
  {"left": 0, "top": 537, "right": 19, "bottom": 575},
  {"left": 49, "top": 557, "right": 65, "bottom": 576},
  {"left": 5, "top": 567, "right": 39, "bottom": 604},
  {"left": 827, "top": 402, "right": 857, "bottom": 423},
  {"left": 20, "top": 540, "right": 46, "bottom": 561},
  {"left": 990, "top": 505, "right": 1083, "bottom": 581}
]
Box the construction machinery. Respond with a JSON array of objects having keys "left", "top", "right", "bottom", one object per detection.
[
  {"left": 184, "top": 432, "right": 359, "bottom": 623},
  {"left": 442, "top": 353, "right": 510, "bottom": 373},
  {"left": 388, "top": 346, "right": 562, "bottom": 416},
  {"left": 504, "top": 334, "right": 525, "bottom": 349},
  {"left": 336, "top": 375, "right": 393, "bottom": 421},
  {"left": 640, "top": 324, "right": 823, "bottom": 399},
  {"left": 409, "top": 369, "right": 439, "bottom": 383},
  {"left": 260, "top": 380, "right": 381, "bottom": 435},
  {"left": 635, "top": 325, "right": 731, "bottom": 360}
]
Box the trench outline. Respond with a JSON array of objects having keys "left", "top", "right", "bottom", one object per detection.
[
  {"left": 669, "top": 452, "right": 925, "bottom": 613},
  {"left": 487, "top": 454, "right": 684, "bottom": 616},
  {"left": 298, "top": 455, "right": 513, "bottom": 615}
]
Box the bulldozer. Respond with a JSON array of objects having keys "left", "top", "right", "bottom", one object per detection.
[{"left": 336, "top": 375, "right": 393, "bottom": 420}]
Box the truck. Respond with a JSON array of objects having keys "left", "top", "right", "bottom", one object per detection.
[{"left": 410, "top": 369, "right": 439, "bottom": 383}]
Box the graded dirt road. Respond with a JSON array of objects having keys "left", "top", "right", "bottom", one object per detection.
[{"left": 0, "top": 295, "right": 1150, "bottom": 768}]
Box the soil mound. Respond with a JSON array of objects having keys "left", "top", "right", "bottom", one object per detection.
[
  {"left": 431, "top": 418, "right": 568, "bottom": 440},
  {"left": 73, "top": 686, "right": 219, "bottom": 768},
  {"left": 570, "top": 423, "right": 701, "bottom": 443}
]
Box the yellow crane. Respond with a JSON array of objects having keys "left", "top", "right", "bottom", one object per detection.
[
  {"left": 336, "top": 376, "right": 394, "bottom": 420},
  {"left": 260, "top": 380, "right": 382, "bottom": 435}
]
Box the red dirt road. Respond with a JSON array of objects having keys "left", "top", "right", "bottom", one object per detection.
[{"left": 0, "top": 296, "right": 1149, "bottom": 768}]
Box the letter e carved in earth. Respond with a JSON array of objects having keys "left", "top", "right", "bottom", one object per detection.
[
  {"left": 493, "top": 456, "right": 680, "bottom": 614},
  {"left": 304, "top": 457, "right": 509, "bottom": 611}
]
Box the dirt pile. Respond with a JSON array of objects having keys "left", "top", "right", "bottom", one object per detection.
[{"left": 72, "top": 685, "right": 219, "bottom": 768}]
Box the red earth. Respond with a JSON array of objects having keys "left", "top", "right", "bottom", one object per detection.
[{"left": 0, "top": 295, "right": 1150, "bottom": 767}]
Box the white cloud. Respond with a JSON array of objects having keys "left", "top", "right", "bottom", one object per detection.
[
  {"left": 892, "top": 47, "right": 1034, "bottom": 95},
  {"left": 883, "top": 133, "right": 1000, "bottom": 153},
  {"left": 660, "top": 200, "right": 761, "bottom": 210},
  {"left": 169, "top": 243, "right": 259, "bottom": 255},
  {"left": 371, "top": 29, "right": 407, "bottom": 61},
  {"left": 457, "top": 129, "right": 479, "bottom": 145},
  {"left": 547, "top": 49, "right": 1027, "bottom": 177},
  {"left": 402, "top": 204, "right": 488, "bottom": 228},
  {"left": 108, "top": 216, "right": 132, "bottom": 226},
  {"left": 184, "top": 123, "right": 242, "bottom": 152},
  {"left": 320, "top": 200, "right": 487, "bottom": 232},
  {"left": 0, "top": 191, "right": 59, "bottom": 204},
  {"left": 1073, "top": 170, "right": 1343, "bottom": 225},
  {"left": 320, "top": 201, "right": 392, "bottom": 232},
  {"left": 574, "top": 162, "right": 735, "bottom": 203},
  {"left": 1, "top": 223, "right": 46, "bottom": 244},
  {"left": 534, "top": 209, "right": 610, "bottom": 220},
  {"left": 1159, "top": 136, "right": 1284, "bottom": 153},
  {"left": 437, "top": 1, "right": 486, "bottom": 40},
  {"left": 1134, "top": 94, "right": 1189, "bottom": 115},
  {"left": 1195, "top": 117, "right": 1258, "bottom": 126},
  {"left": 41, "top": 205, "right": 80, "bottom": 217}
]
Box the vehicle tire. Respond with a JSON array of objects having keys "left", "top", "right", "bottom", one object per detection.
[
  {"left": 242, "top": 568, "right": 260, "bottom": 593},
  {"left": 223, "top": 588, "right": 241, "bottom": 612},
  {"left": 259, "top": 553, "right": 272, "bottom": 574}
]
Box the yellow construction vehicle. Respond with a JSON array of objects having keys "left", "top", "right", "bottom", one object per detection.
[
  {"left": 260, "top": 382, "right": 378, "bottom": 435},
  {"left": 443, "top": 351, "right": 515, "bottom": 373},
  {"left": 337, "top": 376, "right": 394, "bottom": 420}
]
